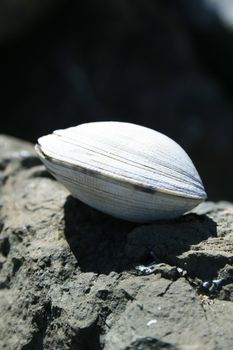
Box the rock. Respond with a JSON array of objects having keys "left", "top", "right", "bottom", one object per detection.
[{"left": 0, "top": 135, "right": 233, "bottom": 349}]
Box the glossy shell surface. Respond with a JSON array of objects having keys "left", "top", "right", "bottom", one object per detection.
[{"left": 36, "top": 122, "right": 206, "bottom": 222}]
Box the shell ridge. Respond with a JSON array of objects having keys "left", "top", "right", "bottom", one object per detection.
[
  {"left": 50, "top": 132, "right": 204, "bottom": 194},
  {"left": 47, "top": 163, "right": 200, "bottom": 212},
  {"left": 41, "top": 141, "right": 203, "bottom": 198},
  {"left": 41, "top": 149, "right": 205, "bottom": 200}
]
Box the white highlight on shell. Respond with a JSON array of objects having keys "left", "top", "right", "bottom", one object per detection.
[{"left": 35, "top": 121, "right": 207, "bottom": 222}]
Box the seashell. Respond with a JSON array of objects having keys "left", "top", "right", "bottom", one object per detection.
[{"left": 35, "top": 122, "right": 207, "bottom": 222}]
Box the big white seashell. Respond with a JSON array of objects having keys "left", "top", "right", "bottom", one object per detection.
[{"left": 35, "top": 122, "right": 207, "bottom": 222}]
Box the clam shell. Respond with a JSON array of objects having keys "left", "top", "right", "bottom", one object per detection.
[{"left": 35, "top": 122, "right": 206, "bottom": 222}]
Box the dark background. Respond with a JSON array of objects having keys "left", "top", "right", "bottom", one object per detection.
[{"left": 0, "top": 0, "right": 233, "bottom": 201}]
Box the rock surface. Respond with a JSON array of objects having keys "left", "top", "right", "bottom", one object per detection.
[{"left": 0, "top": 135, "right": 233, "bottom": 350}]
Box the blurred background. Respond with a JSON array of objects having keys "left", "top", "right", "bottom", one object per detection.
[{"left": 0, "top": 0, "right": 232, "bottom": 201}]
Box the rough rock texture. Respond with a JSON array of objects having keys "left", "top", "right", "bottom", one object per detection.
[{"left": 0, "top": 135, "right": 233, "bottom": 350}]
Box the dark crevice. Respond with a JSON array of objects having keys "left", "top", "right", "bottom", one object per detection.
[
  {"left": 22, "top": 301, "right": 52, "bottom": 350},
  {"left": 20, "top": 156, "right": 42, "bottom": 169},
  {"left": 157, "top": 281, "right": 174, "bottom": 297},
  {"left": 70, "top": 321, "right": 102, "bottom": 350},
  {"left": 0, "top": 236, "right": 10, "bottom": 257},
  {"left": 126, "top": 336, "right": 180, "bottom": 350},
  {"left": 12, "top": 257, "right": 24, "bottom": 275},
  {"left": 173, "top": 254, "right": 231, "bottom": 282}
]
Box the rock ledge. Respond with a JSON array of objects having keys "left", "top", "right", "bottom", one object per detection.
[{"left": 0, "top": 135, "right": 233, "bottom": 350}]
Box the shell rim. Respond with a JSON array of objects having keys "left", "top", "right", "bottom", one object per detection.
[{"left": 35, "top": 143, "right": 206, "bottom": 202}]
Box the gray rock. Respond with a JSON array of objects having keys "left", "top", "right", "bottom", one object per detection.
[{"left": 0, "top": 135, "right": 233, "bottom": 349}]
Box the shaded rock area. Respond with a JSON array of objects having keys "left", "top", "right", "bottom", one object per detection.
[{"left": 0, "top": 135, "right": 233, "bottom": 350}]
